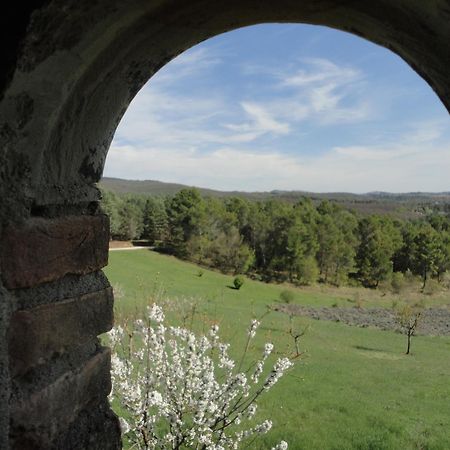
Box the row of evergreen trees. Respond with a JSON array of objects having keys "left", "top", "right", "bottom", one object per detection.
[{"left": 100, "top": 188, "right": 450, "bottom": 289}]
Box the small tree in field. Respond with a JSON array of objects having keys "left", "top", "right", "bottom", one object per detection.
[
  {"left": 394, "top": 302, "right": 423, "bottom": 355},
  {"left": 279, "top": 290, "right": 295, "bottom": 304},
  {"left": 233, "top": 276, "right": 244, "bottom": 290}
]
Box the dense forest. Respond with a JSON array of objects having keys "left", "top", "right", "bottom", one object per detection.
[{"left": 100, "top": 188, "right": 450, "bottom": 291}]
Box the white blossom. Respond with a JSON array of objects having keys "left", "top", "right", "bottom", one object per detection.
[
  {"left": 264, "top": 342, "right": 274, "bottom": 357},
  {"left": 109, "top": 305, "right": 294, "bottom": 449},
  {"left": 248, "top": 319, "right": 260, "bottom": 338},
  {"left": 247, "top": 404, "right": 257, "bottom": 418},
  {"left": 264, "top": 358, "right": 294, "bottom": 389},
  {"left": 147, "top": 303, "right": 164, "bottom": 322},
  {"left": 119, "top": 417, "right": 130, "bottom": 434},
  {"left": 272, "top": 440, "right": 289, "bottom": 450},
  {"left": 254, "top": 419, "right": 272, "bottom": 434}
]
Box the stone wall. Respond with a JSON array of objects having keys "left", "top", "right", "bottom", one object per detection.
[
  {"left": 0, "top": 1, "right": 448, "bottom": 448},
  {"left": 1, "top": 212, "right": 121, "bottom": 449}
]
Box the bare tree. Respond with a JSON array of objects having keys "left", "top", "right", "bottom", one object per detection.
[
  {"left": 394, "top": 302, "right": 423, "bottom": 355},
  {"left": 288, "top": 313, "right": 309, "bottom": 359}
]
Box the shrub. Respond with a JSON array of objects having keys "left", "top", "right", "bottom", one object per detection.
[
  {"left": 378, "top": 278, "right": 392, "bottom": 295},
  {"left": 422, "top": 279, "right": 440, "bottom": 295},
  {"left": 440, "top": 271, "right": 450, "bottom": 290},
  {"left": 296, "top": 256, "right": 319, "bottom": 286},
  {"left": 353, "top": 292, "right": 364, "bottom": 309},
  {"left": 234, "top": 275, "right": 245, "bottom": 290},
  {"left": 279, "top": 290, "right": 295, "bottom": 304},
  {"left": 391, "top": 272, "right": 406, "bottom": 294}
]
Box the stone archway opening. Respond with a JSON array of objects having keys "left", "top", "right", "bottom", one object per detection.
[
  {"left": 100, "top": 22, "right": 450, "bottom": 449},
  {"left": 0, "top": 2, "right": 449, "bottom": 449},
  {"left": 104, "top": 22, "right": 450, "bottom": 194}
]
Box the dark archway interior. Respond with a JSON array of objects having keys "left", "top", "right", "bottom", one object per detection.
[{"left": 0, "top": 1, "right": 449, "bottom": 448}]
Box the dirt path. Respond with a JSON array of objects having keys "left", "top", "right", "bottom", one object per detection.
[{"left": 109, "top": 246, "right": 149, "bottom": 251}]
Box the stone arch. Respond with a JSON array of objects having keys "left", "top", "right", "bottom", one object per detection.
[{"left": 0, "top": 1, "right": 449, "bottom": 448}]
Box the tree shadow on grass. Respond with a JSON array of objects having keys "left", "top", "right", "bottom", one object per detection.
[{"left": 354, "top": 345, "right": 387, "bottom": 353}]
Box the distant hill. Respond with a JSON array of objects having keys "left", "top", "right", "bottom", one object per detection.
[
  {"left": 99, "top": 177, "right": 450, "bottom": 218},
  {"left": 100, "top": 178, "right": 209, "bottom": 197}
]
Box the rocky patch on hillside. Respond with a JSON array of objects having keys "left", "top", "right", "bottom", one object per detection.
[{"left": 275, "top": 304, "right": 450, "bottom": 336}]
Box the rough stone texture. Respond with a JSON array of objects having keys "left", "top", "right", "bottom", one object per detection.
[
  {"left": 0, "top": 1, "right": 449, "bottom": 218},
  {"left": 0, "top": 215, "right": 109, "bottom": 289},
  {"left": 9, "top": 287, "right": 114, "bottom": 377},
  {"left": 10, "top": 347, "right": 112, "bottom": 449},
  {"left": 0, "top": 1, "right": 449, "bottom": 449},
  {"left": 50, "top": 400, "right": 121, "bottom": 450},
  {"left": 0, "top": 284, "right": 11, "bottom": 450},
  {"left": 13, "top": 271, "right": 111, "bottom": 310},
  {"left": 11, "top": 339, "right": 102, "bottom": 401}
]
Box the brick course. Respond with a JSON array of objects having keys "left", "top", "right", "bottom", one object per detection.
[
  {"left": 9, "top": 287, "right": 114, "bottom": 377},
  {"left": 0, "top": 215, "right": 109, "bottom": 289},
  {"left": 10, "top": 347, "right": 112, "bottom": 449}
]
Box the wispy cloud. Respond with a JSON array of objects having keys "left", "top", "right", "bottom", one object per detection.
[
  {"left": 116, "top": 49, "right": 375, "bottom": 150},
  {"left": 106, "top": 120, "right": 450, "bottom": 193},
  {"left": 281, "top": 58, "right": 360, "bottom": 87},
  {"left": 237, "top": 57, "right": 372, "bottom": 126},
  {"left": 224, "top": 102, "right": 290, "bottom": 141},
  {"left": 105, "top": 25, "right": 450, "bottom": 193},
  {"left": 113, "top": 86, "right": 226, "bottom": 148},
  {"left": 279, "top": 58, "right": 370, "bottom": 123},
  {"left": 153, "top": 47, "right": 222, "bottom": 84}
]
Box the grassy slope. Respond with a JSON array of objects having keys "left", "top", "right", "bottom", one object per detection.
[{"left": 105, "top": 250, "right": 450, "bottom": 450}]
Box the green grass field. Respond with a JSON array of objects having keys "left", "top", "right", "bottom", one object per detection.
[{"left": 105, "top": 249, "right": 450, "bottom": 450}]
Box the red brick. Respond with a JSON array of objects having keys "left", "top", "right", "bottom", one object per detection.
[
  {"left": 0, "top": 215, "right": 109, "bottom": 288},
  {"left": 9, "top": 287, "right": 114, "bottom": 377}
]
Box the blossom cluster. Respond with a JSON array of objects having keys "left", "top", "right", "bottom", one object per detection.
[{"left": 109, "top": 304, "right": 293, "bottom": 449}]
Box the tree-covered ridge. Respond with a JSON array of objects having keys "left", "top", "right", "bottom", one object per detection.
[
  {"left": 100, "top": 177, "right": 450, "bottom": 219},
  {"left": 100, "top": 188, "right": 450, "bottom": 290}
]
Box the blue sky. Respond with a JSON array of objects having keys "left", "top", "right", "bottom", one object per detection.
[{"left": 104, "top": 24, "right": 450, "bottom": 193}]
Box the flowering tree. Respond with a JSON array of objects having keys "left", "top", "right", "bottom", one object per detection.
[{"left": 109, "top": 304, "right": 293, "bottom": 449}]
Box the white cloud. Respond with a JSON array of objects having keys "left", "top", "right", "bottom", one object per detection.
[
  {"left": 224, "top": 102, "right": 290, "bottom": 141},
  {"left": 153, "top": 47, "right": 222, "bottom": 84},
  {"left": 282, "top": 58, "right": 360, "bottom": 88},
  {"left": 237, "top": 57, "right": 372, "bottom": 125},
  {"left": 113, "top": 86, "right": 227, "bottom": 148},
  {"left": 115, "top": 54, "right": 373, "bottom": 152},
  {"left": 407, "top": 119, "right": 449, "bottom": 143},
  {"left": 106, "top": 38, "right": 449, "bottom": 193},
  {"left": 241, "top": 102, "right": 290, "bottom": 134},
  {"left": 279, "top": 58, "right": 371, "bottom": 123},
  {"left": 104, "top": 121, "right": 450, "bottom": 193}
]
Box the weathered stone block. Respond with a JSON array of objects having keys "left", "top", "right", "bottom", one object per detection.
[
  {"left": 0, "top": 214, "right": 109, "bottom": 289},
  {"left": 50, "top": 400, "right": 122, "bottom": 450},
  {"left": 9, "top": 287, "right": 114, "bottom": 377},
  {"left": 10, "top": 347, "right": 112, "bottom": 449},
  {"left": 0, "top": 285, "right": 11, "bottom": 450}
]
